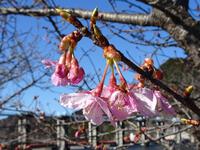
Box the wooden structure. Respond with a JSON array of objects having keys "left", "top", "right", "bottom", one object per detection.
[{"left": 0, "top": 115, "right": 196, "bottom": 149}]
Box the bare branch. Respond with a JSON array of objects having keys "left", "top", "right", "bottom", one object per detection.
[
  {"left": 0, "top": 7, "right": 155, "bottom": 26},
  {"left": 0, "top": 73, "right": 46, "bottom": 106}
]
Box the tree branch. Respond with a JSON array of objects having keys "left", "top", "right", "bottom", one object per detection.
[
  {"left": 0, "top": 73, "right": 47, "bottom": 106},
  {"left": 0, "top": 7, "right": 156, "bottom": 26}
]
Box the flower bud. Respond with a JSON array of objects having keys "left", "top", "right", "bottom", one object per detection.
[
  {"left": 135, "top": 74, "right": 145, "bottom": 83},
  {"left": 91, "top": 8, "right": 98, "bottom": 22},
  {"left": 183, "top": 85, "right": 193, "bottom": 97},
  {"left": 103, "top": 45, "right": 121, "bottom": 61},
  {"left": 144, "top": 58, "right": 154, "bottom": 67},
  {"left": 181, "top": 118, "right": 199, "bottom": 126},
  {"left": 154, "top": 70, "right": 163, "bottom": 80}
]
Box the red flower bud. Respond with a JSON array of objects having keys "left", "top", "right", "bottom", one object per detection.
[
  {"left": 144, "top": 58, "right": 154, "bottom": 67},
  {"left": 154, "top": 70, "right": 163, "bottom": 80},
  {"left": 103, "top": 45, "right": 121, "bottom": 61},
  {"left": 183, "top": 85, "right": 193, "bottom": 97}
]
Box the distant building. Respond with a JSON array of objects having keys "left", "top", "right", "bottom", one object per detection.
[{"left": 0, "top": 114, "right": 61, "bottom": 149}]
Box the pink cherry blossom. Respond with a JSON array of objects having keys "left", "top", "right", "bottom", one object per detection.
[
  {"left": 42, "top": 57, "right": 69, "bottom": 86},
  {"left": 131, "top": 88, "right": 157, "bottom": 116},
  {"left": 49, "top": 54, "right": 69, "bottom": 86},
  {"left": 102, "top": 73, "right": 137, "bottom": 121},
  {"left": 60, "top": 91, "right": 114, "bottom": 125},
  {"left": 131, "top": 88, "right": 175, "bottom": 116},
  {"left": 60, "top": 64, "right": 115, "bottom": 125},
  {"left": 42, "top": 53, "right": 85, "bottom": 86},
  {"left": 83, "top": 95, "right": 114, "bottom": 125},
  {"left": 51, "top": 64, "right": 69, "bottom": 86},
  {"left": 101, "top": 73, "right": 118, "bottom": 98},
  {"left": 109, "top": 90, "right": 138, "bottom": 121},
  {"left": 68, "top": 57, "right": 85, "bottom": 84}
]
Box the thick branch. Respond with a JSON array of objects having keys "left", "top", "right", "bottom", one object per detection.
[
  {"left": 0, "top": 7, "right": 155, "bottom": 26},
  {"left": 138, "top": 0, "right": 200, "bottom": 67}
]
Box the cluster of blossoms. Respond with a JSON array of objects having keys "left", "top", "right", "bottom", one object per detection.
[
  {"left": 60, "top": 45, "right": 175, "bottom": 125},
  {"left": 42, "top": 31, "right": 84, "bottom": 86},
  {"left": 43, "top": 8, "right": 175, "bottom": 126}
]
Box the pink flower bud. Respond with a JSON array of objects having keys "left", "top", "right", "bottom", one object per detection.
[{"left": 68, "top": 57, "right": 85, "bottom": 84}]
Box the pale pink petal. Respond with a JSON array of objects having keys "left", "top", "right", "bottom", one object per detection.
[
  {"left": 60, "top": 93, "right": 94, "bottom": 111},
  {"left": 131, "top": 88, "right": 157, "bottom": 116},
  {"left": 109, "top": 91, "right": 137, "bottom": 121},
  {"left": 101, "top": 86, "right": 113, "bottom": 98},
  {"left": 60, "top": 87, "right": 115, "bottom": 125},
  {"left": 68, "top": 55, "right": 85, "bottom": 84},
  {"left": 83, "top": 102, "right": 104, "bottom": 125},
  {"left": 68, "top": 67, "right": 77, "bottom": 81},
  {"left": 96, "top": 97, "right": 115, "bottom": 125},
  {"left": 101, "top": 74, "right": 118, "bottom": 99},
  {"left": 51, "top": 64, "right": 69, "bottom": 86},
  {"left": 109, "top": 91, "right": 129, "bottom": 120},
  {"left": 42, "top": 59, "right": 57, "bottom": 68},
  {"left": 51, "top": 73, "right": 68, "bottom": 86},
  {"left": 83, "top": 97, "right": 115, "bottom": 126},
  {"left": 61, "top": 92, "right": 104, "bottom": 125},
  {"left": 154, "top": 90, "right": 175, "bottom": 115},
  {"left": 69, "top": 67, "right": 85, "bottom": 84},
  {"left": 55, "top": 64, "right": 68, "bottom": 78}
]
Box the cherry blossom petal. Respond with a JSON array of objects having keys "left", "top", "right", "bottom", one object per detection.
[
  {"left": 42, "top": 59, "right": 57, "bottom": 68},
  {"left": 60, "top": 91, "right": 115, "bottom": 125},
  {"left": 83, "top": 101, "right": 104, "bottom": 125},
  {"left": 55, "top": 64, "right": 68, "bottom": 78},
  {"left": 154, "top": 90, "right": 175, "bottom": 115},
  {"left": 69, "top": 67, "right": 85, "bottom": 84},
  {"left": 101, "top": 86, "right": 113, "bottom": 98},
  {"left": 51, "top": 73, "right": 68, "bottom": 86},
  {"left": 96, "top": 97, "right": 115, "bottom": 125},
  {"left": 131, "top": 88, "right": 157, "bottom": 116},
  {"left": 109, "top": 91, "right": 137, "bottom": 121},
  {"left": 51, "top": 64, "right": 69, "bottom": 86},
  {"left": 60, "top": 93, "right": 94, "bottom": 111}
]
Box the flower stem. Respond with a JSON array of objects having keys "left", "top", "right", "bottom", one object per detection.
[
  {"left": 94, "top": 61, "right": 109, "bottom": 97},
  {"left": 110, "top": 63, "right": 114, "bottom": 75},
  {"left": 113, "top": 60, "right": 127, "bottom": 85},
  {"left": 100, "top": 61, "right": 109, "bottom": 85}
]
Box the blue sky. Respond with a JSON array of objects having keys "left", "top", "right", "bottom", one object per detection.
[{"left": 1, "top": 0, "right": 189, "bottom": 117}]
